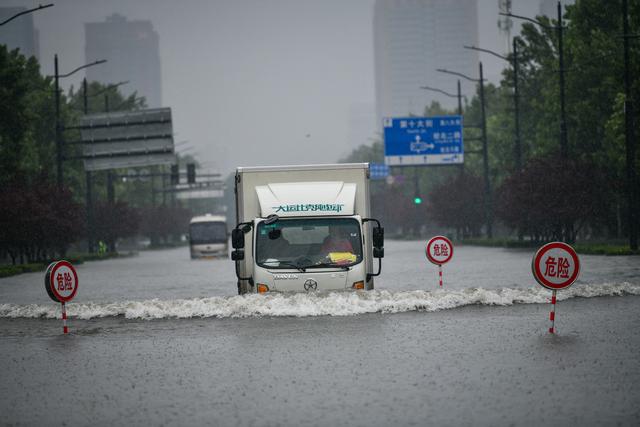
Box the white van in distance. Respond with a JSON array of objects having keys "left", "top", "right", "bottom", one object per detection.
[
  {"left": 189, "top": 214, "right": 228, "bottom": 259},
  {"left": 230, "top": 163, "right": 384, "bottom": 294}
]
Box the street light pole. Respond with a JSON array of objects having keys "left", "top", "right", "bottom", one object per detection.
[
  {"left": 420, "top": 79, "right": 462, "bottom": 115},
  {"left": 557, "top": 1, "right": 568, "bottom": 162},
  {"left": 512, "top": 37, "right": 522, "bottom": 171},
  {"left": 0, "top": 3, "right": 53, "bottom": 26},
  {"left": 55, "top": 55, "right": 62, "bottom": 189},
  {"left": 464, "top": 40, "right": 522, "bottom": 171},
  {"left": 420, "top": 82, "right": 464, "bottom": 113},
  {"left": 500, "top": 1, "right": 567, "bottom": 162},
  {"left": 52, "top": 57, "right": 106, "bottom": 189},
  {"left": 457, "top": 80, "right": 462, "bottom": 115},
  {"left": 436, "top": 65, "right": 492, "bottom": 238},
  {"left": 104, "top": 92, "right": 115, "bottom": 250},
  {"left": 81, "top": 78, "right": 128, "bottom": 253},
  {"left": 478, "top": 62, "right": 492, "bottom": 239},
  {"left": 83, "top": 78, "right": 94, "bottom": 253},
  {"left": 623, "top": 0, "right": 638, "bottom": 250},
  {"left": 420, "top": 81, "right": 465, "bottom": 175}
]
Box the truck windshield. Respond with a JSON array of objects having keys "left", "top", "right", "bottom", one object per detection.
[
  {"left": 189, "top": 222, "right": 227, "bottom": 244},
  {"left": 256, "top": 218, "right": 362, "bottom": 269}
]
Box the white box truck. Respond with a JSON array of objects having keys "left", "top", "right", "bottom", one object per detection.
[{"left": 230, "top": 163, "right": 384, "bottom": 294}]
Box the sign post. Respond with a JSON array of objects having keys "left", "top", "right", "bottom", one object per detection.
[
  {"left": 44, "top": 260, "right": 79, "bottom": 334},
  {"left": 531, "top": 242, "right": 580, "bottom": 334},
  {"left": 425, "top": 236, "right": 454, "bottom": 287}
]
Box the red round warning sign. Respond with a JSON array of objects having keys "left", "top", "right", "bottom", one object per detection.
[
  {"left": 44, "top": 260, "right": 79, "bottom": 303},
  {"left": 532, "top": 242, "right": 580, "bottom": 290},
  {"left": 425, "top": 236, "right": 454, "bottom": 265}
]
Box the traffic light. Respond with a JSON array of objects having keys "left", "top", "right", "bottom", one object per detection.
[
  {"left": 187, "top": 163, "right": 196, "bottom": 184},
  {"left": 170, "top": 164, "right": 179, "bottom": 185},
  {"left": 414, "top": 196, "right": 422, "bottom": 205}
]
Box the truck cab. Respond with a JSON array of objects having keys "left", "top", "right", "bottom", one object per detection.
[{"left": 230, "top": 164, "right": 383, "bottom": 294}]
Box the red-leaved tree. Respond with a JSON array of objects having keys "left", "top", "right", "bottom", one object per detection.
[
  {"left": 427, "top": 172, "right": 485, "bottom": 239},
  {"left": 496, "top": 154, "right": 611, "bottom": 242}
]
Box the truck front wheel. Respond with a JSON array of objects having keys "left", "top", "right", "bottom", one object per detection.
[{"left": 237, "top": 280, "right": 250, "bottom": 295}]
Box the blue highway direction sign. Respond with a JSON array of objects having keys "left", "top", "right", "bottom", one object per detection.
[{"left": 383, "top": 115, "right": 463, "bottom": 166}]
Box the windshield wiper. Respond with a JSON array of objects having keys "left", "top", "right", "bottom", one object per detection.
[
  {"left": 299, "top": 262, "right": 350, "bottom": 271},
  {"left": 272, "top": 261, "right": 306, "bottom": 272}
]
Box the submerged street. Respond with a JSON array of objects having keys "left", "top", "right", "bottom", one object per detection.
[
  {"left": 1, "top": 241, "right": 639, "bottom": 426},
  {"left": 3, "top": 1, "right": 640, "bottom": 425}
]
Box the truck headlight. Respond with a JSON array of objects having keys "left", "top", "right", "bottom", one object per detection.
[
  {"left": 257, "top": 283, "right": 269, "bottom": 293},
  {"left": 352, "top": 281, "right": 364, "bottom": 290}
]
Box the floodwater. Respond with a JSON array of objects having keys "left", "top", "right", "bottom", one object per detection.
[{"left": 1, "top": 241, "right": 639, "bottom": 426}]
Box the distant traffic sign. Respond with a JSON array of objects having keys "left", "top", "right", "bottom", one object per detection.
[
  {"left": 532, "top": 242, "right": 580, "bottom": 290},
  {"left": 425, "top": 236, "right": 454, "bottom": 265},
  {"left": 532, "top": 242, "right": 580, "bottom": 334},
  {"left": 80, "top": 108, "right": 175, "bottom": 171},
  {"left": 383, "top": 116, "right": 463, "bottom": 166},
  {"left": 44, "top": 260, "right": 79, "bottom": 334},
  {"left": 369, "top": 163, "right": 390, "bottom": 179},
  {"left": 45, "top": 260, "right": 78, "bottom": 303},
  {"left": 425, "top": 236, "right": 454, "bottom": 288}
]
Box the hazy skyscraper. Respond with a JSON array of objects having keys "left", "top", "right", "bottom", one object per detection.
[
  {"left": 85, "top": 13, "right": 162, "bottom": 108},
  {"left": 0, "top": 7, "right": 39, "bottom": 60},
  {"left": 373, "top": 0, "right": 479, "bottom": 127}
]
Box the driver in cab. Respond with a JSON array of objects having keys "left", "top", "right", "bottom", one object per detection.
[{"left": 321, "top": 226, "right": 356, "bottom": 264}]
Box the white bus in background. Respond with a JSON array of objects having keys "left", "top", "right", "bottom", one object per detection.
[{"left": 188, "top": 214, "right": 228, "bottom": 259}]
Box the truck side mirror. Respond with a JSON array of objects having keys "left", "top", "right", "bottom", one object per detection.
[
  {"left": 231, "top": 229, "right": 245, "bottom": 249},
  {"left": 373, "top": 227, "right": 384, "bottom": 248},
  {"left": 231, "top": 249, "right": 245, "bottom": 261},
  {"left": 373, "top": 247, "right": 384, "bottom": 258}
]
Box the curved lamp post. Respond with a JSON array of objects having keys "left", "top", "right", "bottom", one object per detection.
[
  {"left": 465, "top": 39, "right": 522, "bottom": 171},
  {"left": 437, "top": 65, "right": 492, "bottom": 239},
  {"left": 53, "top": 57, "right": 106, "bottom": 189},
  {"left": 0, "top": 4, "right": 53, "bottom": 26}
]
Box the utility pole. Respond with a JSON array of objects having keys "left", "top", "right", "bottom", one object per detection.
[
  {"left": 419, "top": 81, "right": 465, "bottom": 175},
  {"left": 623, "top": 0, "right": 638, "bottom": 250},
  {"left": 457, "top": 79, "right": 465, "bottom": 176},
  {"left": 103, "top": 93, "right": 115, "bottom": 252},
  {"left": 413, "top": 167, "right": 421, "bottom": 236},
  {"left": 512, "top": 37, "right": 522, "bottom": 171},
  {"left": 55, "top": 55, "right": 62, "bottom": 189},
  {"left": 500, "top": 3, "right": 569, "bottom": 240},
  {"left": 50, "top": 57, "right": 107, "bottom": 189},
  {"left": 162, "top": 172, "right": 167, "bottom": 206},
  {"left": 557, "top": 1, "right": 568, "bottom": 162},
  {"left": 478, "top": 62, "right": 492, "bottom": 239},
  {"left": 83, "top": 78, "right": 94, "bottom": 253},
  {"left": 436, "top": 66, "right": 492, "bottom": 238},
  {"left": 465, "top": 40, "right": 522, "bottom": 171},
  {"left": 500, "top": 3, "right": 568, "bottom": 163}
]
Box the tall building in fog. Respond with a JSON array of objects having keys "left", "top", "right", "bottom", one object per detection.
[
  {"left": 85, "top": 14, "right": 162, "bottom": 108},
  {"left": 0, "top": 7, "right": 39, "bottom": 60},
  {"left": 373, "top": 0, "right": 478, "bottom": 127}
]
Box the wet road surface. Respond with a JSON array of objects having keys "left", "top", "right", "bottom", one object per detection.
[{"left": 1, "top": 242, "right": 639, "bottom": 426}]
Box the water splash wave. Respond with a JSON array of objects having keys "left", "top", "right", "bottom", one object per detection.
[{"left": 1, "top": 283, "right": 639, "bottom": 319}]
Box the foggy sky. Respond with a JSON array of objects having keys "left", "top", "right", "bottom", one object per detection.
[{"left": 3, "top": 0, "right": 541, "bottom": 175}]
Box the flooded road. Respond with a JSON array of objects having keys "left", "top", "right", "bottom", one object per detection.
[
  {"left": 1, "top": 240, "right": 638, "bottom": 304},
  {"left": 1, "top": 241, "right": 639, "bottom": 426}
]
